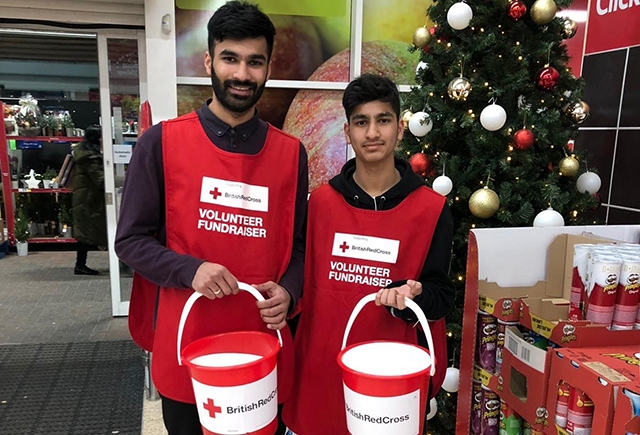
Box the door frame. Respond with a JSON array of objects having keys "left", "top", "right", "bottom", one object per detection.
[{"left": 97, "top": 30, "right": 147, "bottom": 317}]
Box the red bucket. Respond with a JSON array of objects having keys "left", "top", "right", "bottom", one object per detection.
[
  {"left": 178, "top": 283, "right": 283, "bottom": 435},
  {"left": 337, "top": 294, "right": 435, "bottom": 435}
]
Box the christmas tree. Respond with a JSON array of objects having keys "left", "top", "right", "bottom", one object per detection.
[{"left": 399, "top": 0, "right": 601, "bottom": 432}]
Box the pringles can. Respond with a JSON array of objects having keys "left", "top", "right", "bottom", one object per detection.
[
  {"left": 477, "top": 311, "right": 498, "bottom": 373},
  {"left": 499, "top": 399, "right": 522, "bottom": 435},
  {"left": 612, "top": 255, "right": 640, "bottom": 330},
  {"left": 554, "top": 381, "right": 571, "bottom": 428},
  {"left": 570, "top": 244, "right": 594, "bottom": 320},
  {"left": 566, "top": 387, "right": 594, "bottom": 434},
  {"left": 584, "top": 254, "right": 622, "bottom": 326},
  {"left": 495, "top": 320, "right": 518, "bottom": 375},
  {"left": 471, "top": 379, "right": 483, "bottom": 435},
  {"left": 482, "top": 386, "right": 500, "bottom": 435}
]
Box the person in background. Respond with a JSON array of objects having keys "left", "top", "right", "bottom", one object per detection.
[
  {"left": 283, "top": 74, "right": 455, "bottom": 435},
  {"left": 71, "top": 124, "right": 107, "bottom": 275},
  {"left": 114, "top": 2, "right": 308, "bottom": 434}
]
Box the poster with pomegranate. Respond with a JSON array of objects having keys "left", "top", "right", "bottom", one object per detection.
[{"left": 175, "top": 0, "right": 431, "bottom": 190}]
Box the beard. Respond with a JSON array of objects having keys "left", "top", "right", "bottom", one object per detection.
[{"left": 211, "top": 70, "right": 266, "bottom": 114}]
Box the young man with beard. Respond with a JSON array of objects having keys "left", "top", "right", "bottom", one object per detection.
[
  {"left": 115, "top": 2, "right": 308, "bottom": 434},
  {"left": 282, "top": 74, "right": 454, "bottom": 435}
]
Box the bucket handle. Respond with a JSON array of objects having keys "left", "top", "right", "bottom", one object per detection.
[
  {"left": 341, "top": 293, "right": 436, "bottom": 377},
  {"left": 177, "top": 282, "right": 283, "bottom": 366}
]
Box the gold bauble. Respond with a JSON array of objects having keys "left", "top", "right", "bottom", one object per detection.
[
  {"left": 567, "top": 101, "right": 590, "bottom": 124},
  {"left": 469, "top": 187, "right": 500, "bottom": 219},
  {"left": 401, "top": 109, "right": 414, "bottom": 129},
  {"left": 562, "top": 18, "right": 577, "bottom": 39},
  {"left": 447, "top": 77, "right": 472, "bottom": 101},
  {"left": 559, "top": 155, "right": 580, "bottom": 177},
  {"left": 413, "top": 26, "right": 431, "bottom": 48},
  {"left": 530, "top": 0, "right": 557, "bottom": 25}
]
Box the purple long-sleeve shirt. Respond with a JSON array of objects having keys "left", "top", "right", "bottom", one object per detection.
[{"left": 114, "top": 102, "right": 308, "bottom": 308}]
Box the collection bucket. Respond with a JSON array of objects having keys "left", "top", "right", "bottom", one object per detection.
[
  {"left": 337, "top": 293, "right": 436, "bottom": 435},
  {"left": 178, "top": 282, "right": 283, "bottom": 435}
]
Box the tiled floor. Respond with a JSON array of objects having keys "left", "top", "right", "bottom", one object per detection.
[{"left": 0, "top": 249, "right": 166, "bottom": 434}]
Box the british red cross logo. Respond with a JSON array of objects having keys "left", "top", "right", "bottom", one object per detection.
[
  {"left": 339, "top": 241, "right": 349, "bottom": 253},
  {"left": 203, "top": 398, "right": 222, "bottom": 418},
  {"left": 210, "top": 187, "right": 222, "bottom": 200}
]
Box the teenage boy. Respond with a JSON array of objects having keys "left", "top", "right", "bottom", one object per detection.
[
  {"left": 115, "top": 2, "right": 308, "bottom": 434},
  {"left": 282, "top": 74, "right": 454, "bottom": 434}
]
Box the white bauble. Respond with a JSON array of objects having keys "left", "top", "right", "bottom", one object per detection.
[
  {"left": 426, "top": 397, "right": 438, "bottom": 420},
  {"left": 447, "top": 2, "right": 473, "bottom": 30},
  {"left": 480, "top": 104, "right": 507, "bottom": 131},
  {"left": 533, "top": 207, "right": 565, "bottom": 227},
  {"left": 432, "top": 175, "right": 453, "bottom": 196},
  {"left": 416, "top": 61, "right": 429, "bottom": 75},
  {"left": 442, "top": 367, "right": 460, "bottom": 393},
  {"left": 408, "top": 111, "right": 433, "bottom": 137},
  {"left": 576, "top": 172, "right": 601, "bottom": 194}
]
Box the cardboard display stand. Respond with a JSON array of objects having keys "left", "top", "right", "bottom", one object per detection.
[
  {"left": 545, "top": 346, "right": 640, "bottom": 435},
  {"left": 456, "top": 225, "right": 640, "bottom": 435}
]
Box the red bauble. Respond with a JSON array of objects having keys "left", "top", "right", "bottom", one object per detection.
[
  {"left": 513, "top": 129, "right": 535, "bottom": 150},
  {"left": 409, "top": 153, "right": 431, "bottom": 177},
  {"left": 423, "top": 27, "right": 440, "bottom": 53},
  {"left": 508, "top": 0, "right": 527, "bottom": 20},
  {"left": 536, "top": 66, "right": 560, "bottom": 90},
  {"left": 592, "top": 192, "right": 602, "bottom": 211}
]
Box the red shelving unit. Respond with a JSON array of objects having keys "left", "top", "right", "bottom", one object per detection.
[{"left": 1, "top": 103, "right": 77, "bottom": 245}]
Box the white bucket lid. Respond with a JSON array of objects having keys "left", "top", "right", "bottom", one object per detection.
[{"left": 341, "top": 341, "right": 431, "bottom": 377}]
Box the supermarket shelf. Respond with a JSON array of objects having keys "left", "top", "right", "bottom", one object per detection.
[
  {"left": 12, "top": 188, "right": 72, "bottom": 194},
  {"left": 7, "top": 136, "right": 79, "bottom": 142},
  {"left": 27, "top": 237, "right": 76, "bottom": 244}
]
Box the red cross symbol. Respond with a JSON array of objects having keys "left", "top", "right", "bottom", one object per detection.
[
  {"left": 203, "top": 398, "right": 222, "bottom": 418},
  {"left": 339, "top": 241, "right": 349, "bottom": 253},
  {"left": 210, "top": 187, "right": 222, "bottom": 200}
]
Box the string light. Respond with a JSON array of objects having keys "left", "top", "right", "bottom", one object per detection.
[
  {"left": 447, "top": 42, "right": 452, "bottom": 48},
  {"left": 429, "top": 92, "right": 434, "bottom": 97},
  {"left": 484, "top": 82, "right": 489, "bottom": 87},
  {"left": 471, "top": 224, "right": 476, "bottom": 228},
  {"left": 506, "top": 156, "right": 512, "bottom": 162},
  {"left": 455, "top": 196, "right": 460, "bottom": 201},
  {"left": 572, "top": 210, "right": 578, "bottom": 217},
  {"left": 518, "top": 56, "right": 523, "bottom": 61},
  {"left": 516, "top": 41, "right": 520, "bottom": 46},
  {"left": 447, "top": 331, "right": 453, "bottom": 337},
  {"left": 457, "top": 275, "right": 464, "bottom": 281},
  {"left": 508, "top": 145, "right": 514, "bottom": 151}
]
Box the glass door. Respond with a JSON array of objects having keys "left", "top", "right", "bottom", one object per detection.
[{"left": 97, "top": 31, "right": 146, "bottom": 316}]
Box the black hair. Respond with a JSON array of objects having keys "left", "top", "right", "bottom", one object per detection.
[
  {"left": 342, "top": 73, "right": 401, "bottom": 121},
  {"left": 83, "top": 125, "right": 101, "bottom": 146},
  {"left": 207, "top": 1, "right": 276, "bottom": 59}
]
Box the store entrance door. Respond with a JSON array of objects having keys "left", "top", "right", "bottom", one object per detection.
[{"left": 97, "top": 31, "right": 147, "bottom": 317}]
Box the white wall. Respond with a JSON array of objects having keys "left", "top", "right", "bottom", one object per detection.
[{"left": 144, "top": 0, "right": 177, "bottom": 122}]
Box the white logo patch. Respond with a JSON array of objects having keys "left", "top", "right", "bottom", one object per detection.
[
  {"left": 191, "top": 367, "right": 277, "bottom": 434},
  {"left": 344, "top": 385, "right": 420, "bottom": 435},
  {"left": 332, "top": 232, "right": 400, "bottom": 264},
  {"left": 200, "top": 177, "right": 269, "bottom": 212}
]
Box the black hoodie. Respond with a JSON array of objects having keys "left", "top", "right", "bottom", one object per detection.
[{"left": 329, "top": 157, "right": 455, "bottom": 321}]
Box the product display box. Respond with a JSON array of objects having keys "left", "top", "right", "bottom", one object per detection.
[
  {"left": 545, "top": 346, "right": 640, "bottom": 435},
  {"left": 456, "top": 225, "right": 640, "bottom": 435},
  {"left": 500, "top": 327, "right": 553, "bottom": 431},
  {"left": 612, "top": 381, "right": 640, "bottom": 435}
]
